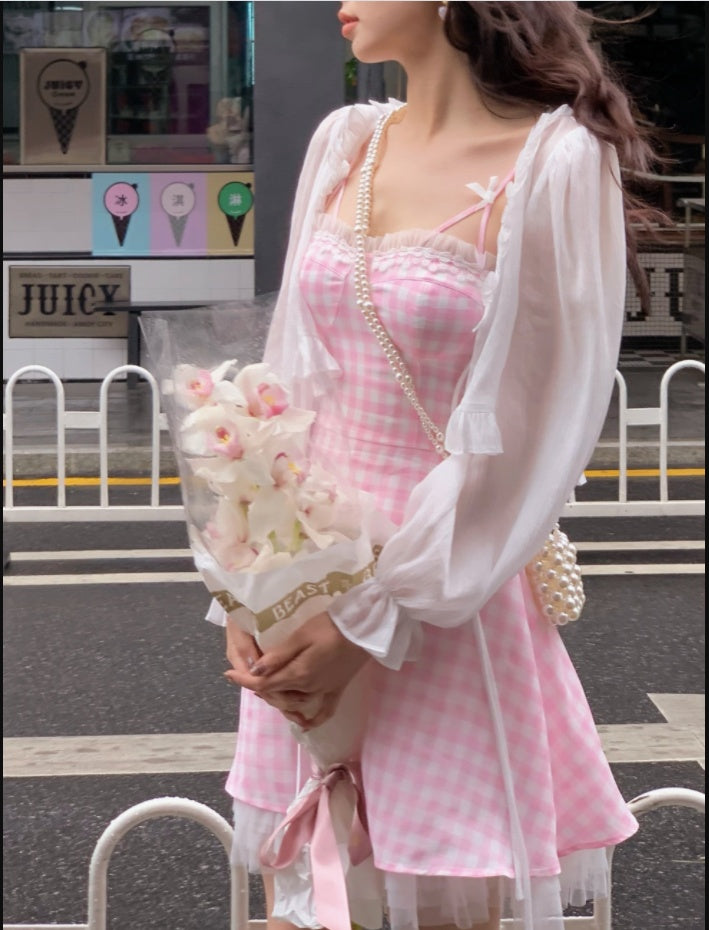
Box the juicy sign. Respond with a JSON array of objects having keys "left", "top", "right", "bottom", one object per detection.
[
  {"left": 8, "top": 265, "right": 130, "bottom": 338},
  {"left": 17, "top": 280, "right": 122, "bottom": 316}
]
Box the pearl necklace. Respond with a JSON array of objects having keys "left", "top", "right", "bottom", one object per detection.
[
  {"left": 352, "top": 108, "right": 585, "bottom": 625},
  {"left": 353, "top": 107, "right": 448, "bottom": 458}
]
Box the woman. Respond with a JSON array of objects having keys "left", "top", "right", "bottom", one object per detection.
[{"left": 217, "top": 3, "right": 656, "bottom": 928}]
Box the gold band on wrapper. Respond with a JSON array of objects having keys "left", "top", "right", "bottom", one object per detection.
[{"left": 212, "top": 546, "right": 382, "bottom": 632}]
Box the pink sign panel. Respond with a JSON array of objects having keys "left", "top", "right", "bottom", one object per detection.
[{"left": 149, "top": 173, "right": 208, "bottom": 254}]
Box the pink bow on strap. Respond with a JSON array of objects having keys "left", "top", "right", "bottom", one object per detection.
[{"left": 260, "top": 763, "right": 373, "bottom": 930}]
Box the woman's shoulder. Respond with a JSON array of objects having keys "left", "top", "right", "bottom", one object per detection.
[
  {"left": 309, "top": 99, "right": 401, "bottom": 150},
  {"left": 527, "top": 104, "right": 607, "bottom": 181},
  {"left": 534, "top": 104, "right": 595, "bottom": 152}
]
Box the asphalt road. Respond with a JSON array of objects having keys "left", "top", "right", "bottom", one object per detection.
[{"left": 3, "top": 476, "right": 705, "bottom": 930}]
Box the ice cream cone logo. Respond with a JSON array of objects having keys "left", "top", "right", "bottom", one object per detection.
[
  {"left": 104, "top": 182, "right": 140, "bottom": 246},
  {"left": 217, "top": 181, "right": 253, "bottom": 247},
  {"left": 37, "top": 58, "right": 90, "bottom": 155},
  {"left": 160, "top": 181, "right": 196, "bottom": 246}
]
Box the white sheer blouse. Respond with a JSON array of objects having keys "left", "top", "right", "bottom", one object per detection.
[{"left": 245, "top": 100, "right": 626, "bottom": 669}]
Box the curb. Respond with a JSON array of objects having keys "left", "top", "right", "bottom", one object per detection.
[
  {"left": 3, "top": 446, "right": 179, "bottom": 479},
  {"left": 588, "top": 442, "right": 705, "bottom": 469},
  {"left": 3, "top": 443, "right": 705, "bottom": 479}
]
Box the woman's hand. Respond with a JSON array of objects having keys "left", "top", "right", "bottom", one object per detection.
[
  {"left": 224, "top": 612, "right": 371, "bottom": 729},
  {"left": 224, "top": 619, "right": 321, "bottom": 726},
  {"left": 225, "top": 617, "right": 262, "bottom": 675}
]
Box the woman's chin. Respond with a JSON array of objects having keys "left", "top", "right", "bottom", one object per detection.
[{"left": 352, "top": 48, "right": 390, "bottom": 66}]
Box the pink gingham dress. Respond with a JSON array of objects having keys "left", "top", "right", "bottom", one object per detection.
[{"left": 227, "top": 175, "right": 638, "bottom": 928}]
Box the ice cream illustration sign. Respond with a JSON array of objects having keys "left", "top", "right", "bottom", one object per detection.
[
  {"left": 217, "top": 181, "right": 254, "bottom": 246},
  {"left": 161, "top": 181, "right": 196, "bottom": 246},
  {"left": 104, "top": 182, "right": 140, "bottom": 246},
  {"left": 91, "top": 172, "right": 253, "bottom": 256},
  {"left": 37, "top": 59, "right": 90, "bottom": 155}
]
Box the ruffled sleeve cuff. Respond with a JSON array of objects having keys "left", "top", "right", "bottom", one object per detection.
[
  {"left": 327, "top": 576, "right": 421, "bottom": 670},
  {"left": 445, "top": 404, "right": 503, "bottom": 455}
]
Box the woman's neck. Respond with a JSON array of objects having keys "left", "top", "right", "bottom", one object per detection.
[{"left": 394, "top": 44, "right": 538, "bottom": 142}]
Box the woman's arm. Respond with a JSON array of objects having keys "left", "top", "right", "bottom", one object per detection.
[{"left": 324, "top": 125, "right": 626, "bottom": 668}]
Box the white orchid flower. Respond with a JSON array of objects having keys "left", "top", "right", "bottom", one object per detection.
[
  {"left": 174, "top": 360, "right": 237, "bottom": 409},
  {"left": 233, "top": 363, "right": 316, "bottom": 434},
  {"left": 296, "top": 464, "right": 362, "bottom": 542},
  {"left": 203, "top": 497, "right": 258, "bottom": 571},
  {"left": 188, "top": 456, "right": 266, "bottom": 500},
  {"left": 271, "top": 451, "right": 309, "bottom": 489},
  {"left": 247, "top": 486, "right": 302, "bottom": 552},
  {"left": 180, "top": 402, "right": 280, "bottom": 458}
]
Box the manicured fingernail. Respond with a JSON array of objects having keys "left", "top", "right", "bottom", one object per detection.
[
  {"left": 251, "top": 664, "right": 265, "bottom": 676},
  {"left": 246, "top": 657, "right": 255, "bottom": 669}
]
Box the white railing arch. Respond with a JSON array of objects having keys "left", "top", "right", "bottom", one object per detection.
[
  {"left": 2, "top": 796, "right": 255, "bottom": 930},
  {"left": 2, "top": 788, "right": 703, "bottom": 930},
  {"left": 3, "top": 365, "right": 184, "bottom": 523},
  {"left": 614, "top": 359, "right": 706, "bottom": 505},
  {"left": 4, "top": 365, "right": 67, "bottom": 510},
  {"left": 86, "top": 798, "right": 247, "bottom": 930},
  {"left": 562, "top": 360, "right": 705, "bottom": 518},
  {"left": 97, "top": 365, "right": 162, "bottom": 510},
  {"left": 658, "top": 360, "right": 706, "bottom": 502}
]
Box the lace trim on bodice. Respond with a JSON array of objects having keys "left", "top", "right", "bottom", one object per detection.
[{"left": 313, "top": 213, "right": 496, "bottom": 274}]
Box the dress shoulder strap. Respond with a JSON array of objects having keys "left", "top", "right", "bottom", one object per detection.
[{"left": 436, "top": 167, "right": 516, "bottom": 252}]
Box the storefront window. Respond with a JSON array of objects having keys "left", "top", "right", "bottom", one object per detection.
[{"left": 3, "top": 1, "right": 254, "bottom": 166}]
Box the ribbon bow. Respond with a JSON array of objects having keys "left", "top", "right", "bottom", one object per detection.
[
  {"left": 465, "top": 176, "right": 499, "bottom": 204},
  {"left": 260, "top": 762, "right": 372, "bottom": 930}
]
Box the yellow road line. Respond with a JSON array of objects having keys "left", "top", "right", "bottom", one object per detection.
[
  {"left": 4, "top": 476, "right": 181, "bottom": 488},
  {"left": 3, "top": 468, "right": 705, "bottom": 488}
]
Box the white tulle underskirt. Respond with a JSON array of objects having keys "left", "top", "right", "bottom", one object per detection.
[{"left": 231, "top": 799, "right": 611, "bottom": 930}]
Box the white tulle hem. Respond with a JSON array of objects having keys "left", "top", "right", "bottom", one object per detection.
[{"left": 230, "top": 799, "right": 611, "bottom": 930}]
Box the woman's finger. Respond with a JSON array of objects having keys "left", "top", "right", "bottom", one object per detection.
[
  {"left": 223, "top": 667, "right": 254, "bottom": 689},
  {"left": 225, "top": 620, "right": 261, "bottom": 671},
  {"left": 250, "top": 635, "right": 307, "bottom": 679}
]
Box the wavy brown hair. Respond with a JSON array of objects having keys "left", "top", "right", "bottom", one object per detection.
[{"left": 442, "top": 1, "right": 666, "bottom": 310}]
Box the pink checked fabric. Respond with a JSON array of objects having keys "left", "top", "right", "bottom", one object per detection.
[{"left": 227, "top": 205, "right": 637, "bottom": 926}]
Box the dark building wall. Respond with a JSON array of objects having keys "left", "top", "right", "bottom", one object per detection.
[{"left": 253, "top": 2, "right": 344, "bottom": 295}]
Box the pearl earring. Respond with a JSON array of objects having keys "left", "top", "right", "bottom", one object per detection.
[{"left": 438, "top": 4, "right": 447, "bottom": 21}]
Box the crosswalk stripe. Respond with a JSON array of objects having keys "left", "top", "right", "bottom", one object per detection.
[
  {"left": 3, "top": 563, "right": 705, "bottom": 586},
  {"left": 8, "top": 540, "right": 705, "bottom": 563},
  {"left": 580, "top": 563, "right": 704, "bottom": 575},
  {"left": 574, "top": 540, "right": 704, "bottom": 551},
  {"left": 3, "top": 723, "right": 704, "bottom": 778},
  {"left": 3, "top": 572, "right": 202, "bottom": 586},
  {"left": 10, "top": 549, "right": 193, "bottom": 561},
  {"left": 3, "top": 719, "right": 704, "bottom": 778}
]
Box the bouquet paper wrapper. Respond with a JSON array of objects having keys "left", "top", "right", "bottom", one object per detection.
[{"left": 141, "top": 300, "right": 390, "bottom": 930}]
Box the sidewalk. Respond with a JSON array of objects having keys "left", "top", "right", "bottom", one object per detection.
[{"left": 3, "top": 354, "right": 705, "bottom": 478}]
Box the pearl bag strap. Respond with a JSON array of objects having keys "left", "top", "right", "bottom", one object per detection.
[
  {"left": 353, "top": 112, "right": 585, "bottom": 627},
  {"left": 353, "top": 109, "right": 448, "bottom": 459}
]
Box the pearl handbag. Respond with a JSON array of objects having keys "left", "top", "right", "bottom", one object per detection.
[{"left": 352, "top": 108, "right": 585, "bottom": 626}]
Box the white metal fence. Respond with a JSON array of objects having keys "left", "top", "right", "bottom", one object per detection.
[
  {"left": 3, "top": 364, "right": 181, "bottom": 523},
  {"left": 564, "top": 360, "right": 705, "bottom": 518},
  {"left": 3, "top": 361, "right": 705, "bottom": 523},
  {"left": 2, "top": 788, "right": 704, "bottom": 930}
]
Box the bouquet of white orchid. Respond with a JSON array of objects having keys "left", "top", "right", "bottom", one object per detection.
[
  {"left": 141, "top": 301, "right": 387, "bottom": 930},
  {"left": 172, "top": 355, "right": 380, "bottom": 652}
]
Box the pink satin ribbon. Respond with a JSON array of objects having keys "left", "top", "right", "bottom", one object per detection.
[{"left": 260, "top": 762, "right": 372, "bottom": 930}]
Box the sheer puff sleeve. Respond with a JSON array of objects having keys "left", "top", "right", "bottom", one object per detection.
[{"left": 328, "top": 125, "right": 626, "bottom": 669}]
